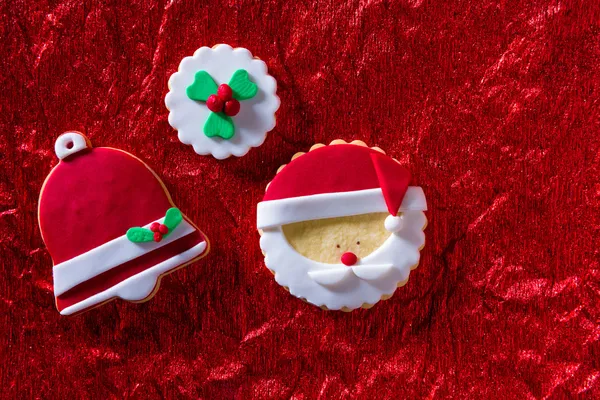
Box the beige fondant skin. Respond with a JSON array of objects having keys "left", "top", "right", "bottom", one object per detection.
[{"left": 281, "top": 212, "right": 391, "bottom": 264}]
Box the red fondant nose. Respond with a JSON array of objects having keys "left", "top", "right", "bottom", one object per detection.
[{"left": 341, "top": 252, "right": 358, "bottom": 266}]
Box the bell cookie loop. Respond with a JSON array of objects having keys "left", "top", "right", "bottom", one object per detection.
[{"left": 54, "top": 132, "right": 89, "bottom": 160}]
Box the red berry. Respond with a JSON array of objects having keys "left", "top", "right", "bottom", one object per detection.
[
  {"left": 150, "top": 222, "right": 160, "bottom": 232},
  {"left": 224, "top": 99, "right": 240, "bottom": 116},
  {"left": 206, "top": 94, "right": 224, "bottom": 113},
  {"left": 158, "top": 224, "right": 169, "bottom": 234},
  {"left": 217, "top": 84, "right": 233, "bottom": 101},
  {"left": 153, "top": 232, "right": 162, "bottom": 242},
  {"left": 341, "top": 252, "right": 358, "bottom": 266}
]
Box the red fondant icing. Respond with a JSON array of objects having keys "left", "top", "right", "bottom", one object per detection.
[
  {"left": 224, "top": 99, "right": 240, "bottom": 116},
  {"left": 263, "top": 144, "right": 412, "bottom": 213},
  {"left": 370, "top": 152, "right": 411, "bottom": 215},
  {"left": 150, "top": 222, "right": 160, "bottom": 232},
  {"left": 341, "top": 252, "right": 358, "bottom": 266},
  {"left": 217, "top": 83, "right": 233, "bottom": 101},
  {"left": 206, "top": 94, "right": 224, "bottom": 113},
  {"left": 39, "top": 147, "right": 173, "bottom": 264},
  {"left": 158, "top": 224, "right": 169, "bottom": 234}
]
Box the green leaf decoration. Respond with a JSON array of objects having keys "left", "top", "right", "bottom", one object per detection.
[
  {"left": 126, "top": 208, "right": 183, "bottom": 243},
  {"left": 163, "top": 208, "right": 183, "bottom": 233},
  {"left": 228, "top": 69, "right": 258, "bottom": 100},
  {"left": 126, "top": 227, "right": 155, "bottom": 243},
  {"left": 204, "top": 112, "right": 235, "bottom": 140},
  {"left": 186, "top": 70, "right": 218, "bottom": 102}
]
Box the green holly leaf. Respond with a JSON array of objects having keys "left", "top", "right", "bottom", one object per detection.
[
  {"left": 228, "top": 69, "right": 258, "bottom": 100},
  {"left": 204, "top": 112, "right": 235, "bottom": 140},
  {"left": 126, "top": 227, "right": 154, "bottom": 243},
  {"left": 186, "top": 70, "right": 218, "bottom": 102},
  {"left": 163, "top": 208, "right": 182, "bottom": 234}
]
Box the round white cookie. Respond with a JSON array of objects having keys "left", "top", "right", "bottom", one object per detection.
[{"left": 165, "top": 44, "right": 280, "bottom": 159}]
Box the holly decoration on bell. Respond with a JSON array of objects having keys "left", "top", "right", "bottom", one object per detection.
[
  {"left": 186, "top": 69, "right": 258, "bottom": 140},
  {"left": 126, "top": 208, "right": 183, "bottom": 243}
]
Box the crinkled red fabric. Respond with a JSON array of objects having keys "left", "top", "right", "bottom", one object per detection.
[{"left": 1, "top": 0, "right": 599, "bottom": 398}]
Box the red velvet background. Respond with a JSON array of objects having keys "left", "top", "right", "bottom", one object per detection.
[{"left": 1, "top": 0, "right": 599, "bottom": 398}]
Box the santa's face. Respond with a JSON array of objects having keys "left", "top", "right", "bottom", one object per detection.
[
  {"left": 282, "top": 213, "right": 390, "bottom": 264},
  {"left": 260, "top": 210, "right": 427, "bottom": 310}
]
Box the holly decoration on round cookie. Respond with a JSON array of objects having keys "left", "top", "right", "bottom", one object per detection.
[
  {"left": 257, "top": 140, "right": 428, "bottom": 311},
  {"left": 186, "top": 69, "right": 258, "bottom": 140},
  {"left": 165, "top": 44, "right": 280, "bottom": 159},
  {"left": 38, "top": 132, "right": 210, "bottom": 316}
]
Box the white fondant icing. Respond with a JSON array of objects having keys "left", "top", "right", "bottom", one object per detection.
[
  {"left": 54, "top": 132, "right": 88, "bottom": 160},
  {"left": 165, "top": 44, "right": 280, "bottom": 159},
  {"left": 351, "top": 264, "right": 393, "bottom": 280},
  {"left": 308, "top": 268, "right": 353, "bottom": 286},
  {"left": 384, "top": 215, "right": 404, "bottom": 232},
  {"left": 59, "top": 241, "right": 207, "bottom": 315},
  {"left": 117, "top": 274, "right": 159, "bottom": 301},
  {"left": 259, "top": 210, "right": 426, "bottom": 310},
  {"left": 53, "top": 217, "right": 196, "bottom": 296},
  {"left": 307, "top": 264, "right": 393, "bottom": 287},
  {"left": 257, "top": 187, "right": 427, "bottom": 229}
]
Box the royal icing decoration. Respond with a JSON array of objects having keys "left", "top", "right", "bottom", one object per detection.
[
  {"left": 166, "top": 44, "right": 279, "bottom": 159},
  {"left": 256, "top": 140, "right": 428, "bottom": 311},
  {"left": 38, "top": 132, "right": 210, "bottom": 315}
]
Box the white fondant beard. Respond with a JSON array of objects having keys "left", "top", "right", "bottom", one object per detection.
[{"left": 260, "top": 211, "right": 427, "bottom": 310}]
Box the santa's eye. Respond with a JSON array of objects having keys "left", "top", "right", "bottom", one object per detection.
[
  {"left": 336, "top": 244, "right": 340, "bottom": 248},
  {"left": 356, "top": 241, "right": 360, "bottom": 245}
]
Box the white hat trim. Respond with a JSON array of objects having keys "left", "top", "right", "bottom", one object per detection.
[
  {"left": 53, "top": 216, "right": 197, "bottom": 296},
  {"left": 257, "top": 186, "right": 427, "bottom": 230}
]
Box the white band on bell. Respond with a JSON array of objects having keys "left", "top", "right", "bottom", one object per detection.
[{"left": 257, "top": 186, "right": 427, "bottom": 229}]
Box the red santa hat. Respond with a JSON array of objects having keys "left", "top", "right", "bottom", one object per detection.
[
  {"left": 39, "top": 132, "right": 208, "bottom": 315},
  {"left": 257, "top": 144, "right": 427, "bottom": 231}
]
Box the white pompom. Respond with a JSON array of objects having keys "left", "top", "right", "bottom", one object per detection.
[{"left": 384, "top": 215, "right": 403, "bottom": 232}]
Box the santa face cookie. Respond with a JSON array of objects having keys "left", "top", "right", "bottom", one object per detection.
[
  {"left": 257, "top": 140, "right": 427, "bottom": 311},
  {"left": 38, "top": 132, "right": 210, "bottom": 315},
  {"left": 165, "top": 44, "right": 280, "bottom": 159}
]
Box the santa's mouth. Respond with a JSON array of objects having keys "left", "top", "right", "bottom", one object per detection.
[{"left": 307, "top": 264, "right": 393, "bottom": 286}]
